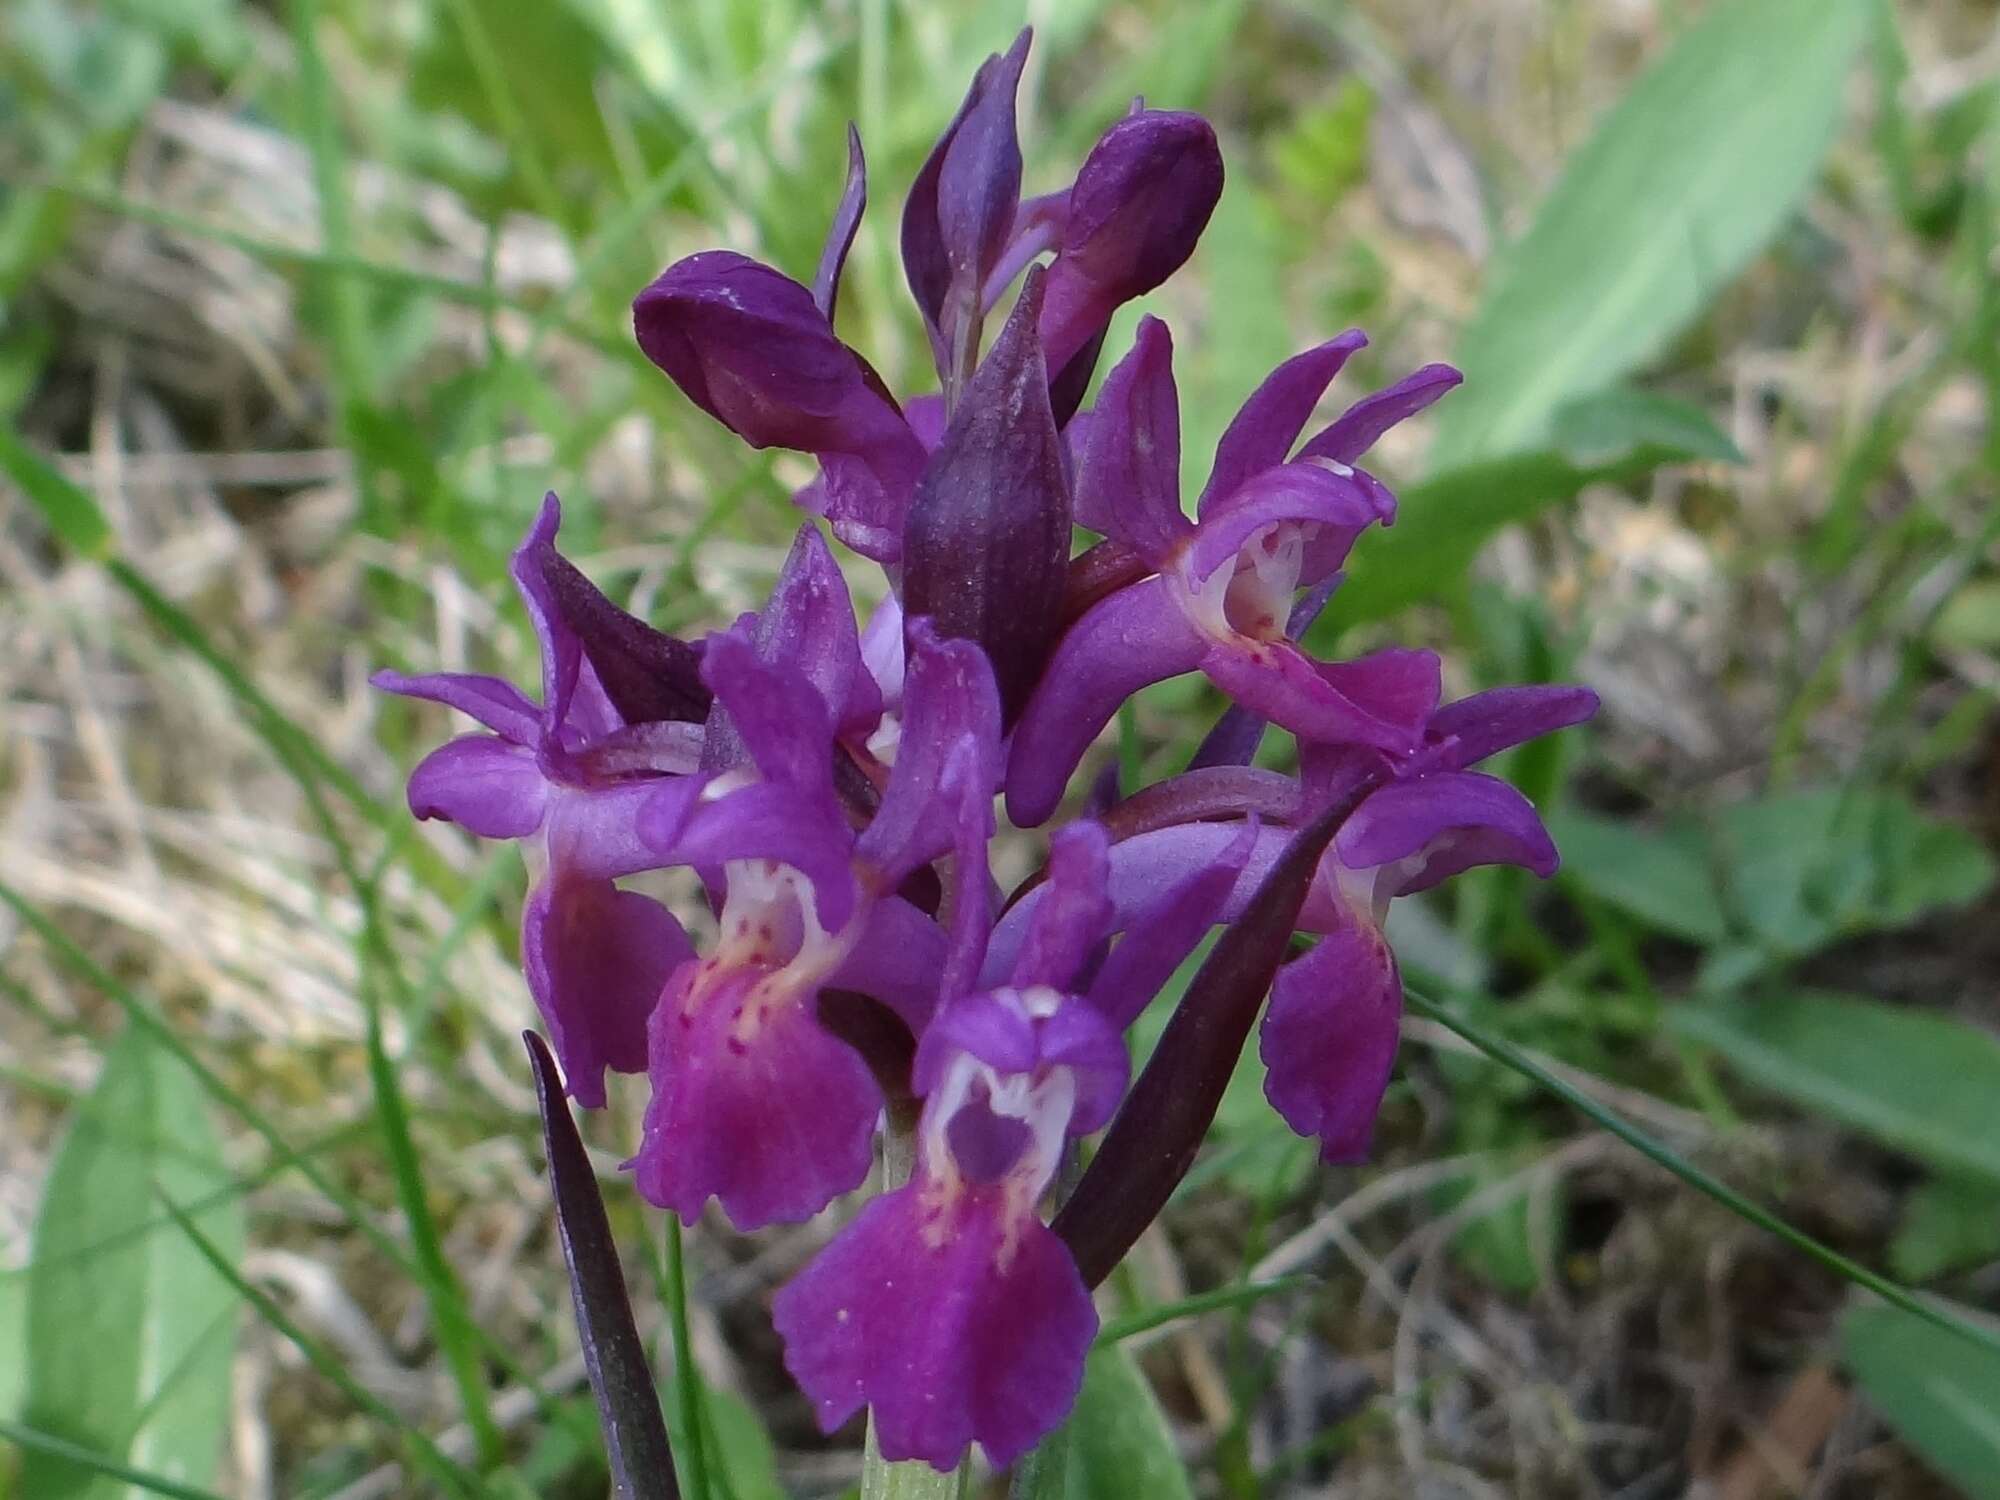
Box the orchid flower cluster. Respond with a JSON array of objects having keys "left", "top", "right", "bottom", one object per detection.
[{"left": 378, "top": 31, "right": 1595, "bottom": 1475}]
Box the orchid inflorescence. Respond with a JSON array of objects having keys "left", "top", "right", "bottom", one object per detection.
[{"left": 378, "top": 30, "right": 1595, "bottom": 1475}]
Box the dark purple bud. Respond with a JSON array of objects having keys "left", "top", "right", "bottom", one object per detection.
[
  {"left": 524, "top": 1033, "right": 679, "bottom": 1499},
  {"left": 903, "top": 30, "right": 1032, "bottom": 368},
  {"left": 902, "top": 268, "right": 1071, "bottom": 722},
  {"left": 519, "top": 513, "right": 710, "bottom": 725},
  {"left": 1038, "top": 110, "right": 1224, "bottom": 375},
  {"left": 1051, "top": 778, "right": 1375, "bottom": 1288},
  {"left": 633, "top": 252, "right": 925, "bottom": 559},
  {"left": 812, "top": 124, "right": 868, "bottom": 324}
]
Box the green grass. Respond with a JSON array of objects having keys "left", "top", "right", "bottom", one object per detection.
[{"left": 3, "top": 0, "right": 1998, "bottom": 1494}]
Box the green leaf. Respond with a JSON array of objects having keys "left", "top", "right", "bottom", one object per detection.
[
  {"left": 1891, "top": 1176, "right": 2000, "bottom": 1282},
  {"left": 21, "top": 1026, "right": 242, "bottom": 1499},
  {"left": 1545, "top": 808, "right": 1729, "bottom": 944},
  {"left": 1842, "top": 1302, "right": 2000, "bottom": 1498},
  {"left": 0, "top": 427, "right": 113, "bottom": 559},
  {"left": 0, "top": 1263, "right": 23, "bottom": 1419},
  {"left": 702, "top": 1388, "right": 784, "bottom": 1500},
  {"left": 1429, "top": 0, "right": 1868, "bottom": 464},
  {"left": 1549, "top": 387, "right": 1745, "bottom": 467},
  {"left": 1669, "top": 993, "right": 2000, "bottom": 1181},
  {"left": 1931, "top": 579, "right": 2000, "bottom": 652},
  {"left": 1061, "top": 1347, "right": 1193, "bottom": 1500},
  {"left": 1710, "top": 789, "right": 1994, "bottom": 954}
]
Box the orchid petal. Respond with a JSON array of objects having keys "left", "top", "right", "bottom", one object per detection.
[
  {"left": 1072, "top": 317, "right": 1187, "bottom": 560},
  {"left": 856, "top": 621, "right": 1001, "bottom": 888},
  {"left": 1260, "top": 914, "right": 1402, "bottom": 1162},
  {"left": 523, "top": 875, "right": 693, "bottom": 1109},
  {"left": 1199, "top": 640, "right": 1436, "bottom": 752},
  {"left": 760, "top": 524, "right": 883, "bottom": 737},
  {"left": 1298, "top": 363, "right": 1463, "bottom": 466},
  {"left": 371, "top": 669, "right": 541, "bottom": 746},
  {"left": 1425, "top": 684, "right": 1599, "bottom": 770},
  {"left": 1009, "top": 821, "right": 1113, "bottom": 992},
  {"left": 1336, "top": 770, "right": 1558, "bottom": 891},
  {"left": 775, "top": 1186, "right": 1094, "bottom": 1470},
  {"left": 631, "top": 965, "right": 879, "bottom": 1228},
  {"left": 1005, "top": 578, "right": 1208, "bottom": 827},
  {"left": 405, "top": 735, "right": 548, "bottom": 838},
  {"left": 812, "top": 124, "right": 868, "bottom": 323},
  {"left": 1198, "top": 331, "right": 1368, "bottom": 513}
]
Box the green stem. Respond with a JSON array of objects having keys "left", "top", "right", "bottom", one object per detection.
[{"left": 663, "top": 1216, "right": 714, "bottom": 1500}]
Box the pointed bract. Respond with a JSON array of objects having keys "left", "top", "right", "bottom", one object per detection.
[
  {"left": 813, "top": 124, "right": 868, "bottom": 323},
  {"left": 902, "top": 272, "right": 1071, "bottom": 722}
]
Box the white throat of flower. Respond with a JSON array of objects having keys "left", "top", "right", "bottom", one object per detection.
[
  {"left": 923, "top": 985, "right": 1077, "bottom": 1209},
  {"left": 1173, "top": 520, "right": 1319, "bottom": 644}
]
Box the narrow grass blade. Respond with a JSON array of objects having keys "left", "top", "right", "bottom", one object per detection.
[
  {"left": 364, "top": 1002, "right": 503, "bottom": 1466},
  {"left": 661, "top": 1216, "right": 713, "bottom": 1500},
  {"left": 524, "top": 1032, "right": 679, "bottom": 1500},
  {"left": 1095, "top": 1276, "right": 1312, "bottom": 1346},
  {"left": 1403, "top": 986, "right": 2000, "bottom": 1360},
  {"left": 0, "top": 1420, "right": 229, "bottom": 1500}
]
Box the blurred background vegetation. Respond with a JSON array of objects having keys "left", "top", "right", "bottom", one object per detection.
[{"left": 2, "top": 0, "right": 1999, "bottom": 1495}]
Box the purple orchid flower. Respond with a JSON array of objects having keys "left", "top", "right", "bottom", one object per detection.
[
  {"left": 774, "top": 982, "right": 1124, "bottom": 1469},
  {"left": 373, "top": 495, "right": 701, "bottom": 1108},
  {"left": 774, "top": 818, "right": 1213, "bottom": 1468},
  {"left": 625, "top": 615, "right": 1002, "bottom": 1230},
  {"left": 1006, "top": 317, "right": 1463, "bottom": 825},
  {"left": 993, "top": 684, "right": 1595, "bottom": 1163},
  {"left": 633, "top": 251, "right": 927, "bottom": 563}
]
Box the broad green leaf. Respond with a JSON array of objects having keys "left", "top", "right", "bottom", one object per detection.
[
  {"left": 703, "top": 1387, "right": 784, "bottom": 1500},
  {"left": 1328, "top": 450, "right": 1597, "bottom": 624},
  {"left": 1429, "top": 0, "right": 1867, "bottom": 464},
  {"left": 1549, "top": 388, "right": 1745, "bottom": 467},
  {"left": 1669, "top": 994, "right": 2000, "bottom": 1181},
  {"left": 1842, "top": 1302, "right": 2000, "bottom": 1498},
  {"left": 1891, "top": 1176, "right": 2000, "bottom": 1282},
  {"left": 1710, "top": 789, "right": 1993, "bottom": 954},
  {"left": 1545, "top": 808, "right": 1729, "bottom": 945},
  {"left": 0, "top": 1261, "right": 22, "bottom": 1419},
  {"left": 1062, "top": 1346, "right": 1194, "bottom": 1500},
  {"left": 21, "top": 1026, "right": 243, "bottom": 1499}
]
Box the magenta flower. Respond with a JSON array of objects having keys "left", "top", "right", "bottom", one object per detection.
[
  {"left": 1001, "top": 684, "right": 1596, "bottom": 1163},
  {"left": 1006, "top": 316, "right": 1462, "bottom": 825},
  {"left": 773, "top": 985, "right": 1122, "bottom": 1468},
  {"left": 633, "top": 251, "right": 928, "bottom": 562},
  {"left": 383, "top": 28, "right": 1603, "bottom": 1482},
  {"left": 626, "top": 613, "right": 1001, "bottom": 1229},
  {"left": 373, "top": 495, "right": 702, "bottom": 1107}
]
